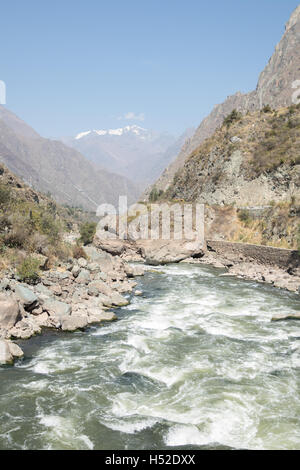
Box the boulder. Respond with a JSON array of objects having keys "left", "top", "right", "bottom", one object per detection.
[
  {"left": 10, "top": 317, "right": 41, "bottom": 339},
  {"left": 77, "top": 269, "right": 91, "bottom": 284},
  {"left": 138, "top": 240, "right": 205, "bottom": 265},
  {"left": 95, "top": 239, "right": 126, "bottom": 256},
  {"left": 72, "top": 264, "right": 81, "bottom": 278},
  {"left": 94, "top": 272, "right": 108, "bottom": 282},
  {"left": 0, "top": 339, "right": 24, "bottom": 364},
  {"left": 43, "top": 299, "right": 72, "bottom": 325},
  {"left": 87, "top": 309, "right": 117, "bottom": 324},
  {"left": 0, "top": 278, "right": 10, "bottom": 291},
  {"left": 8, "top": 341, "right": 24, "bottom": 358},
  {"left": 0, "top": 294, "right": 21, "bottom": 330},
  {"left": 100, "top": 292, "right": 129, "bottom": 308},
  {"left": 124, "top": 264, "right": 145, "bottom": 277},
  {"left": 49, "top": 284, "right": 62, "bottom": 296},
  {"left": 87, "top": 262, "right": 100, "bottom": 272},
  {"left": 88, "top": 280, "right": 112, "bottom": 297},
  {"left": 272, "top": 313, "right": 300, "bottom": 322},
  {"left": 87, "top": 286, "right": 99, "bottom": 297},
  {"left": 78, "top": 257, "right": 88, "bottom": 268},
  {"left": 14, "top": 285, "right": 39, "bottom": 310},
  {"left": 0, "top": 339, "right": 13, "bottom": 364},
  {"left": 83, "top": 246, "right": 113, "bottom": 272},
  {"left": 61, "top": 313, "right": 89, "bottom": 332},
  {"left": 34, "top": 254, "right": 49, "bottom": 270}
]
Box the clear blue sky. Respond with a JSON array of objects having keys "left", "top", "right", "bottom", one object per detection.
[{"left": 1, "top": 0, "right": 299, "bottom": 138}]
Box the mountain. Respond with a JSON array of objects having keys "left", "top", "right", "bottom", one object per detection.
[
  {"left": 62, "top": 125, "right": 183, "bottom": 185},
  {"left": 165, "top": 105, "right": 300, "bottom": 206},
  {"left": 150, "top": 4, "right": 300, "bottom": 194},
  {"left": 0, "top": 106, "right": 140, "bottom": 211},
  {"left": 158, "top": 104, "right": 300, "bottom": 249}
]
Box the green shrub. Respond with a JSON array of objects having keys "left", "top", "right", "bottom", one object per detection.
[
  {"left": 0, "top": 215, "right": 12, "bottom": 233},
  {"left": 238, "top": 209, "right": 251, "bottom": 225},
  {"left": 149, "top": 187, "right": 164, "bottom": 202},
  {"left": 79, "top": 222, "right": 97, "bottom": 245},
  {"left": 39, "top": 213, "right": 60, "bottom": 242},
  {"left": 262, "top": 104, "right": 272, "bottom": 113},
  {"left": 223, "top": 109, "right": 242, "bottom": 127},
  {"left": 4, "top": 227, "right": 28, "bottom": 249},
  {"left": 17, "top": 257, "right": 40, "bottom": 284},
  {"left": 0, "top": 184, "right": 11, "bottom": 209}
]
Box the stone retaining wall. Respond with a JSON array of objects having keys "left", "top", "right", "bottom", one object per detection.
[{"left": 206, "top": 240, "right": 300, "bottom": 270}]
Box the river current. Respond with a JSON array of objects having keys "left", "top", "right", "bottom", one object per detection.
[{"left": 1, "top": 263, "right": 300, "bottom": 450}]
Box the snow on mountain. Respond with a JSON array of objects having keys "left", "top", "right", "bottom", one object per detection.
[
  {"left": 75, "top": 125, "right": 148, "bottom": 140},
  {"left": 62, "top": 125, "right": 183, "bottom": 186}
]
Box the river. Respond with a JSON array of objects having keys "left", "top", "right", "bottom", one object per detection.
[{"left": 1, "top": 263, "right": 300, "bottom": 450}]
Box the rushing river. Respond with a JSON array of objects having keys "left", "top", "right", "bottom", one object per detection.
[{"left": 1, "top": 263, "right": 300, "bottom": 450}]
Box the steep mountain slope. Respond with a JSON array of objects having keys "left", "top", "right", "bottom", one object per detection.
[
  {"left": 165, "top": 106, "right": 300, "bottom": 206},
  {"left": 0, "top": 108, "right": 140, "bottom": 211},
  {"left": 160, "top": 105, "right": 300, "bottom": 249},
  {"left": 62, "top": 125, "right": 180, "bottom": 184},
  {"left": 151, "top": 4, "right": 300, "bottom": 193},
  {"left": 0, "top": 106, "right": 39, "bottom": 139},
  {"left": 0, "top": 161, "right": 97, "bottom": 272}
]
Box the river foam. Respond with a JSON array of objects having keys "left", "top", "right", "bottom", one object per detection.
[{"left": 1, "top": 263, "right": 300, "bottom": 450}]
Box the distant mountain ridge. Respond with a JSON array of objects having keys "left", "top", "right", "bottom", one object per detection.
[
  {"left": 62, "top": 125, "right": 193, "bottom": 185},
  {"left": 0, "top": 106, "right": 140, "bottom": 211},
  {"left": 149, "top": 4, "right": 300, "bottom": 194}
]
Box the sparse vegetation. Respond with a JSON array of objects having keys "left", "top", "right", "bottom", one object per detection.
[
  {"left": 262, "top": 104, "right": 273, "bottom": 113},
  {"left": 238, "top": 209, "right": 251, "bottom": 226},
  {"left": 17, "top": 257, "right": 41, "bottom": 284},
  {"left": 79, "top": 222, "right": 97, "bottom": 245},
  {"left": 0, "top": 165, "right": 96, "bottom": 273},
  {"left": 0, "top": 184, "right": 11, "bottom": 210},
  {"left": 149, "top": 187, "right": 164, "bottom": 202},
  {"left": 73, "top": 244, "right": 87, "bottom": 259},
  {"left": 223, "top": 109, "right": 242, "bottom": 127}
]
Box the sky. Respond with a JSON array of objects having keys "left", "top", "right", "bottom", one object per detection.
[{"left": 1, "top": 0, "right": 299, "bottom": 138}]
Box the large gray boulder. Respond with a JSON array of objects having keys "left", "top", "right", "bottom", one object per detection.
[
  {"left": 43, "top": 299, "right": 72, "bottom": 325},
  {"left": 77, "top": 269, "right": 91, "bottom": 284},
  {"left": 87, "top": 309, "right": 117, "bottom": 324},
  {"left": 138, "top": 240, "right": 205, "bottom": 265},
  {"left": 0, "top": 339, "right": 24, "bottom": 364},
  {"left": 124, "top": 264, "right": 145, "bottom": 277},
  {"left": 78, "top": 257, "right": 87, "bottom": 268},
  {"left": 61, "top": 313, "right": 89, "bottom": 332},
  {"left": 0, "top": 339, "right": 13, "bottom": 364},
  {"left": 15, "top": 285, "right": 38, "bottom": 310},
  {"left": 99, "top": 292, "right": 129, "bottom": 308},
  {"left": 84, "top": 246, "right": 113, "bottom": 272},
  {"left": 88, "top": 280, "right": 112, "bottom": 297},
  {"left": 10, "top": 317, "right": 42, "bottom": 339},
  {"left": 0, "top": 294, "right": 21, "bottom": 330}
]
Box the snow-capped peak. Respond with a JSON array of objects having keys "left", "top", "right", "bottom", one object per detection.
[
  {"left": 75, "top": 130, "right": 92, "bottom": 140},
  {"left": 75, "top": 125, "right": 147, "bottom": 140}
]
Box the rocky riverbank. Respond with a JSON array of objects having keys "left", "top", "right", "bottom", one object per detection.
[
  {"left": 95, "top": 235, "right": 300, "bottom": 295},
  {"left": 0, "top": 245, "right": 144, "bottom": 365},
  {"left": 183, "top": 251, "right": 300, "bottom": 293}
]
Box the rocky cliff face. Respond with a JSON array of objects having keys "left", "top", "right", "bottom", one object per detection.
[
  {"left": 165, "top": 106, "right": 300, "bottom": 207},
  {"left": 150, "top": 5, "right": 300, "bottom": 194}
]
